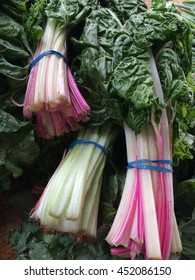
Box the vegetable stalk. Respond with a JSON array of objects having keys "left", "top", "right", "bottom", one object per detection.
[
  {"left": 23, "top": 17, "right": 90, "bottom": 139},
  {"left": 30, "top": 122, "right": 120, "bottom": 237},
  {"left": 106, "top": 49, "right": 183, "bottom": 259}
]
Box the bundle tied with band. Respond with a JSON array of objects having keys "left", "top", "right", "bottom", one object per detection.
[
  {"left": 30, "top": 122, "right": 120, "bottom": 237},
  {"left": 23, "top": 17, "right": 90, "bottom": 139}
]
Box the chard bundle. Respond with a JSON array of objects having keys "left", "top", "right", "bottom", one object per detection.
[
  {"left": 74, "top": 0, "right": 194, "bottom": 259},
  {"left": 30, "top": 122, "right": 120, "bottom": 237},
  {"left": 23, "top": 0, "right": 98, "bottom": 139}
]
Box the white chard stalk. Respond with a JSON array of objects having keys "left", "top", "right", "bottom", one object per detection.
[{"left": 31, "top": 122, "right": 120, "bottom": 237}]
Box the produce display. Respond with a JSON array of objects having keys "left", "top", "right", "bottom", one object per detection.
[{"left": 0, "top": 0, "right": 195, "bottom": 260}]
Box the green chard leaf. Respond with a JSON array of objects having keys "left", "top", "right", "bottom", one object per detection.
[
  {"left": 0, "top": 57, "right": 28, "bottom": 89},
  {"left": 174, "top": 177, "right": 195, "bottom": 220},
  {"left": 156, "top": 41, "right": 195, "bottom": 163},
  {"left": 24, "top": 0, "right": 46, "bottom": 47},
  {"left": 0, "top": 118, "right": 39, "bottom": 190},
  {"left": 28, "top": 239, "right": 53, "bottom": 260},
  {"left": 73, "top": 0, "right": 194, "bottom": 157},
  {"left": 0, "top": 0, "right": 28, "bottom": 22},
  {"left": 0, "top": 11, "right": 30, "bottom": 93},
  {"left": 9, "top": 220, "right": 40, "bottom": 254},
  {"left": 73, "top": 7, "right": 156, "bottom": 133},
  {"left": 45, "top": 0, "right": 98, "bottom": 29},
  {"left": 9, "top": 220, "right": 119, "bottom": 260},
  {"left": 2, "top": 0, "right": 195, "bottom": 261},
  {"left": 0, "top": 109, "right": 25, "bottom": 132},
  {"left": 0, "top": 11, "right": 32, "bottom": 56},
  {"left": 179, "top": 209, "right": 195, "bottom": 260},
  {"left": 0, "top": 39, "right": 29, "bottom": 60},
  {"left": 103, "top": 0, "right": 147, "bottom": 23}
]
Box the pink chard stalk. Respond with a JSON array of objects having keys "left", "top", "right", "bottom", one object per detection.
[
  {"left": 105, "top": 50, "right": 182, "bottom": 260},
  {"left": 23, "top": 17, "right": 90, "bottom": 139}
]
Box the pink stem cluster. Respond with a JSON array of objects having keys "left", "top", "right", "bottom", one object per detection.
[
  {"left": 23, "top": 18, "right": 90, "bottom": 139},
  {"left": 106, "top": 48, "right": 183, "bottom": 260},
  {"left": 106, "top": 122, "right": 182, "bottom": 260}
]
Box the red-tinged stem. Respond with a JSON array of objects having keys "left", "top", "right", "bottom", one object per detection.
[
  {"left": 128, "top": 206, "right": 139, "bottom": 243},
  {"left": 119, "top": 221, "right": 132, "bottom": 248},
  {"left": 50, "top": 111, "right": 69, "bottom": 136},
  {"left": 159, "top": 111, "right": 174, "bottom": 260},
  {"left": 129, "top": 240, "right": 143, "bottom": 260},
  {"left": 147, "top": 124, "right": 166, "bottom": 251},
  {"left": 149, "top": 49, "right": 174, "bottom": 259},
  {"left": 105, "top": 124, "right": 138, "bottom": 246},
  {"left": 24, "top": 38, "right": 44, "bottom": 115},
  {"left": 137, "top": 126, "right": 161, "bottom": 259},
  {"left": 152, "top": 114, "right": 172, "bottom": 259},
  {"left": 35, "top": 110, "right": 56, "bottom": 139},
  {"left": 23, "top": 67, "right": 36, "bottom": 118},
  {"left": 57, "top": 60, "right": 71, "bottom": 106},
  {"left": 111, "top": 247, "right": 130, "bottom": 256},
  {"left": 46, "top": 24, "right": 68, "bottom": 107},
  {"left": 66, "top": 117, "right": 82, "bottom": 131},
  {"left": 57, "top": 104, "right": 73, "bottom": 117},
  {"left": 67, "top": 67, "right": 90, "bottom": 119},
  {"left": 137, "top": 168, "right": 144, "bottom": 243},
  {"left": 46, "top": 54, "right": 59, "bottom": 108},
  {"left": 23, "top": 41, "right": 43, "bottom": 117},
  {"left": 129, "top": 186, "right": 143, "bottom": 245},
  {"left": 36, "top": 110, "right": 70, "bottom": 138},
  {"left": 33, "top": 18, "right": 56, "bottom": 110},
  {"left": 49, "top": 53, "right": 67, "bottom": 106}
]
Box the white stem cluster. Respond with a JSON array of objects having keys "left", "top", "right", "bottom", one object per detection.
[{"left": 31, "top": 122, "right": 119, "bottom": 237}]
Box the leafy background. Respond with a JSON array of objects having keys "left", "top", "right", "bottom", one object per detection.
[{"left": 0, "top": 0, "right": 195, "bottom": 260}]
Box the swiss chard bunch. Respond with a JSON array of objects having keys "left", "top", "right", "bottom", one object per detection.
[
  {"left": 73, "top": 0, "right": 194, "bottom": 162},
  {"left": 72, "top": 0, "right": 194, "bottom": 260},
  {"left": 30, "top": 121, "right": 120, "bottom": 237},
  {"left": 23, "top": 0, "right": 98, "bottom": 138}
]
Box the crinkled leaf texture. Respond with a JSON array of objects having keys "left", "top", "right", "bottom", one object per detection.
[
  {"left": 0, "top": 111, "right": 39, "bottom": 190},
  {"left": 45, "top": 0, "right": 98, "bottom": 29},
  {"left": 73, "top": 2, "right": 193, "bottom": 136},
  {"left": 156, "top": 42, "right": 195, "bottom": 163},
  {"left": 0, "top": 11, "right": 30, "bottom": 90},
  {"left": 9, "top": 220, "right": 119, "bottom": 260}
]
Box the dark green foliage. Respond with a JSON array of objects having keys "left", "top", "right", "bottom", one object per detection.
[
  {"left": 9, "top": 220, "right": 119, "bottom": 260},
  {"left": 2, "top": 0, "right": 195, "bottom": 260}
]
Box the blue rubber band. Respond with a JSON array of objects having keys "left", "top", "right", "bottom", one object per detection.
[
  {"left": 67, "top": 139, "right": 108, "bottom": 155},
  {"left": 29, "top": 50, "right": 68, "bottom": 72},
  {"left": 127, "top": 159, "right": 173, "bottom": 173}
]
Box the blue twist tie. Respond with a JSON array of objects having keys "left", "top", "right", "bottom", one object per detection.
[
  {"left": 127, "top": 159, "right": 173, "bottom": 173},
  {"left": 67, "top": 139, "right": 108, "bottom": 155},
  {"left": 29, "top": 50, "right": 68, "bottom": 72}
]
